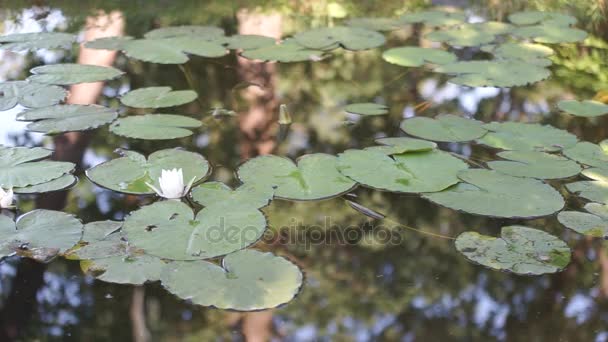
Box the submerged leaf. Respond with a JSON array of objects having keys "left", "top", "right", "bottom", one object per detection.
[
  {"left": 120, "top": 87, "right": 197, "bottom": 108},
  {"left": 400, "top": 114, "right": 487, "bottom": 142},
  {"left": 558, "top": 203, "right": 608, "bottom": 238},
  {"left": 110, "top": 114, "right": 202, "bottom": 140},
  {"left": 294, "top": 26, "right": 385, "bottom": 51},
  {"left": 487, "top": 151, "right": 581, "bottom": 179},
  {"left": 17, "top": 104, "right": 118, "bottom": 134},
  {"left": 557, "top": 100, "right": 608, "bottom": 117},
  {"left": 28, "top": 64, "right": 124, "bottom": 85},
  {"left": 478, "top": 122, "right": 577, "bottom": 152},
  {"left": 382, "top": 47, "right": 456, "bottom": 67}
]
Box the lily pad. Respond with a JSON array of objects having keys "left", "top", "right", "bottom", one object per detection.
[
  {"left": 110, "top": 114, "right": 202, "bottom": 140},
  {"left": 222, "top": 34, "right": 276, "bottom": 50},
  {"left": 566, "top": 168, "right": 608, "bottom": 204},
  {"left": 382, "top": 47, "right": 456, "bottom": 67},
  {"left": 484, "top": 42, "right": 553, "bottom": 66},
  {"left": 399, "top": 9, "right": 466, "bottom": 26},
  {"left": 237, "top": 154, "right": 356, "bottom": 201},
  {"left": 123, "top": 200, "right": 266, "bottom": 260},
  {"left": 191, "top": 181, "right": 274, "bottom": 209},
  {"left": 344, "top": 103, "right": 388, "bottom": 116},
  {"left": 400, "top": 114, "right": 487, "bottom": 142},
  {"left": 0, "top": 32, "right": 75, "bottom": 51},
  {"left": 558, "top": 203, "right": 608, "bottom": 238},
  {"left": 0, "top": 81, "right": 67, "bottom": 110},
  {"left": 366, "top": 137, "right": 437, "bottom": 155},
  {"left": 512, "top": 25, "right": 587, "bottom": 44},
  {"left": 120, "top": 87, "right": 198, "bottom": 108},
  {"left": 508, "top": 11, "right": 577, "bottom": 26},
  {"left": 161, "top": 249, "right": 303, "bottom": 311},
  {"left": 14, "top": 174, "right": 78, "bottom": 194},
  {"left": 563, "top": 141, "right": 608, "bottom": 168},
  {"left": 84, "top": 36, "right": 134, "bottom": 50},
  {"left": 487, "top": 151, "right": 581, "bottom": 179},
  {"left": 240, "top": 40, "right": 326, "bottom": 62},
  {"left": 426, "top": 22, "right": 512, "bottom": 47},
  {"left": 17, "top": 104, "right": 118, "bottom": 134},
  {"left": 557, "top": 100, "right": 608, "bottom": 117},
  {"left": 28, "top": 64, "right": 124, "bottom": 85},
  {"left": 85, "top": 148, "right": 210, "bottom": 195},
  {"left": 121, "top": 37, "right": 227, "bottom": 64},
  {"left": 345, "top": 17, "right": 403, "bottom": 31},
  {"left": 144, "top": 25, "right": 225, "bottom": 40},
  {"left": 435, "top": 60, "right": 550, "bottom": 87},
  {"left": 337, "top": 148, "right": 468, "bottom": 193},
  {"left": 455, "top": 225, "right": 571, "bottom": 275},
  {"left": 478, "top": 122, "right": 577, "bottom": 152},
  {"left": 294, "top": 26, "right": 385, "bottom": 51},
  {"left": 423, "top": 169, "right": 564, "bottom": 218},
  {"left": 0, "top": 210, "right": 82, "bottom": 262},
  {"left": 0, "top": 146, "right": 74, "bottom": 188}
]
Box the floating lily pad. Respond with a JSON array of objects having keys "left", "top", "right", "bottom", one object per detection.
[
  {"left": 161, "top": 249, "right": 303, "bottom": 311},
  {"left": 110, "top": 114, "right": 202, "bottom": 140},
  {"left": 435, "top": 60, "right": 550, "bottom": 87},
  {"left": 86, "top": 148, "right": 210, "bottom": 195},
  {"left": 294, "top": 26, "right": 385, "bottom": 51},
  {"left": 487, "top": 151, "right": 581, "bottom": 179},
  {"left": 513, "top": 25, "right": 587, "bottom": 44},
  {"left": 17, "top": 104, "right": 118, "bottom": 134},
  {"left": 84, "top": 36, "right": 134, "bottom": 50},
  {"left": 484, "top": 42, "right": 553, "bottom": 66},
  {"left": 144, "top": 25, "right": 225, "bottom": 40},
  {"left": 558, "top": 203, "right": 608, "bottom": 238},
  {"left": 0, "top": 81, "right": 67, "bottom": 110},
  {"left": 426, "top": 22, "right": 512, "bottom": 47},
  {"left": 0, "top": 32, "right": 75, "bottom": 51},
  {"left": 563, "top": 141, "right": 608, "bottom": 168},
  {"left": 67, "top": 221, "right": 124, "bottom": 260},
  {"left": 121, "top": 37, "right": 227, "bottom": 64},
  {"left": 337, "top": 148, "right": 467, "bottom": 193},
  {"left": 237, "top": 154, "right": 356, "bottom": 201},
  {"left": 222, "top": 34, "right": 276, "bottom": 50},
  {"left": 344, "top": 103, "right": 388, "bottom": 116},
  {"left": 240, "top": 40, "right": 326, "bottom": 62},
  {"left": 400, "top": 114, "right": 487, "bottom": 142},
  {"left": 557, "top": 100, "right": 608, "bottom": 117},
  {"left": 28, "top": 64, "right": 124, "bottom": 85},
  {"left": 382, "top": 47, "right": 456, "bottom": 67},
  {"left": 423, "top": 169, "right": 564, "bottom": 218},
  {"left": 14, "top": 174, "right": 78, "bottom": 194},
  {"left": 345, "top": 17, "right": 403, "bottom": 31},
  {"left": 478, "top": 122, "right": 577, "bottom": 152},
  {"left": 566, "top": 168, "right": 608, "bottom": 204},
  {"left": 0, "top": 210, "right": 82, "bottom": 262},
  {"left": 366, "top": 137, "right": 437, "bottom": 155},
  {"left": 120, "top": 87, "right": 197, "bottom": 108},
  {"left": 455, "top": 225, "right": 571, "bottom": 275},
  {"left": 508, "top": 11, "right": 577, "bottom": 26},
  {"left": 400, "top": 9, "right": 466, "bottom": 26},
  {"left": 123, "top": 200, "right": 266, "bottom": 260},
  {"left": 0, "top": 146, "right": 74, "bottom": 188},
  {"left": 191, "top": 181, "right": 274, "bottom": 209}
]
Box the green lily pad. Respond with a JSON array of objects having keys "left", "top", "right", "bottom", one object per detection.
[
  {"left": 426, "top": 22, "right": 512, "bottom": 47},
  {"left": 123, "top": 200, "right": 266, "bottom": 260},
  {"left": 399, "top": 9, "right": 466, "bottom": 26},
  {"left": 557, "top": 100, "right": 608, "bottom": 117},
  {"left": 191, "top": 181, "right": 274, "bottom": 209},
  {"left": 144, "top": 25, "right": 225, "bottom": 40},
  {"left": 366, "top": 137, "right": 437, "bottom": 155},
  {"left": 0, "top": 210, "right": 82, "bottom": 262},
  {"left": 16, "top": 104, "right": 118, "bottom": 134},
  {"left": 121, "top": 37, "right": 227, "bottom": 64},
  {"left": 513, "top": 25, "right": 587, "bottom": 44},
  {"left": 120, "top": 87, "right": 197, "bottom": 108},
  {"left": 161, "top": 249, "right": 303, "bottom": 310},
  {"left": 294, "top": 26, "right": 385, "bottom": 51},
  {"left": 0, "top": 81, "right": 67, "bottom": 110},
  {"left": 435, "top": 60, "right": 550, "bottom": 87},
  {"left": 28, "top": 64, "right": 124, "bottom": 85},
  {"left": 337, "top": 148, "right": 468, "bottom": 193},
  {"left": 508, "top": 11, "right": 577, "bottom": 26},
  {"left": 0, "top": 32, "right": 75, "bottom": 51},
  {"left": 0, "top": 146, "right": 74, "bottom": 188},
  {"left": 423, "top": 169, "right": 564, "bottom": 218},
  {"left": 237, "top": 154, "right": 356, "bottom": 201},
  {"left": 344, "top": 103, "right": 388, "bottom": 116},
  {"left": 84, "top": 36, "right": 134, "bottom": 50},
  {"left": 345, "top": 17, "right": 403, "bottom": 31},
  {"left": 455, "top": 225, "right": 571, "bottom": 275},
  {"left": 400, "top": 114, "right": 487, "bottom": 142},
  {"left": 240, "top": 40, "right": 326, "bottom": 62},
  {"left": 67, "top": 221, "right": 124, "bottom": 260},
  {"left": 85, "top": 148, "right": 210, "bottom": 195},
  {"left": 563, "top": 141, "right": 608, "bottom": 168},
  {"left": 14, "top": 174, "right": 78, "bottom": 194},
  {"left": 110, "top": 114, "right": 202, "bottom": 140},
  {"left": 382, "top": 47, "right": 456, "bottom": 67},
  {"left": 222, "top": 34, "right": 276, "bottom": 50},
  {"left": 487, "top": 151, "right": 581, "bottom": 179},
  {"left": 558, "top": 203, "right": 608, "bottom": 238},
  {"left": 484, "top": 42, "right": 553, "bottom": 66},
  {"left": 478, "top": 122, "right": 577, "bottom": 152},
  {"left": 566, "top": 168, "right": 608, "bottom": 204}
]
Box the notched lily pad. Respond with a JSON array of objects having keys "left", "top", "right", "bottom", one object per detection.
[
  {"left": 121, "top": 37, "right": 227, "bottom": 64},
  {"left": 435, "top": 60, "right": 550, "bottom": 87},
  {"left": 84, "top": 36, "right": 134, "bottom": 50},
  {"left": 478, "top": 122, "right": 577, "bottom": 152},
  {"left": 382, "top": 47, "right": 456, "bottom": 67},
  {"left": 425, "top": 22, "right": 512, "bottom": 47},
  {"left": 400, "top": 114, "right": 487, "bottom": 142},
  {"left": 558, "top": 203, "right": 608, "bottom": 238},
  {"left": 110, "top": 114, "right": 202, "bottom": 140},
  {"left": 144, "top": 25, "right": 225, "bottom": 40},
  {"left": 17, "top": 104, "right": 118, "bottom": 134},
  {"left": 222, "top": 34, "right": 276, "bottom": 50},
  {"left": 161, "top": 249, "right": 303, "bottom": 311},
  {"left": 120, "top": 87, "right": 197, "bottom": 108},
  {"left": 14, "top": 174, "right": 78, "bottom": 194},
  {"left": 237, "top": 154, "right": 356, "bottom": 201},
  {"left": 483, "top": 42, "right": 553, "bottom": 66},
  {"left": 508, "top": 11, "right": 577, "bottom": 26},
  {"left": 0, "top": 32, "right": 75, "bottom": 51},
  {"left": 191, "top": 181, "right": 274, "bottom": 209},
  {"left": 0, "top": 81, "right": 67, "bottom": 110},
  {"left": 512, "top": 25, "right": 587, "bottom": 44},
  {"left": 557, "top": 100, "right": 608, "bottom": 117},
  {"left": 487, "top": 151, "right": 581, "bottom": 179},
  {"left": 456, "top": 225, "right": 571, "bottom": 275},
  {"left": 0, "top": 146, "right": 75, "bottom": 188},
  {"left": 399, "top": 9, "right": 466, "bottom": 26},
  {"left": 367, "top": 137, "right": 437, "bottom": 155},
  {"left": 294, "top": 26, "right": 386, "bottom": 51},
  {"left": 563, "top": 141, "right": 608, "bottom": 168},
  {"left": 240, "top": 40, "right": 326, "bottom": 62},
  {"left": 28, "top": 64, "right": 124, "bottom": 85},
  {"left": 566, "top": 168, "right": 608, "bottom": 204},
  {"left": 344, "top": 103, "right": 388, "bottom": 116},
  {"left": 86, "top": 148, "right": 209, "bottom": 195}
]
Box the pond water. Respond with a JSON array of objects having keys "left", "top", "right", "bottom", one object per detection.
[{"left": 0, "top": 1, "right": 607, "bottom": 341}]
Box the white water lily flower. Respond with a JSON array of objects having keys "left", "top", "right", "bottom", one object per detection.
[
  {"left": 0, "top": 187, "right": 14, "bottom": 208},
  {"left": 146, "top": 168, "right": 196, "bottom": 199}
]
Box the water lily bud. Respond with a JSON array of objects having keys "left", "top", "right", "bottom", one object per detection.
[{"left": 278, "top": 104, "right": 292, "bottom": 125}]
